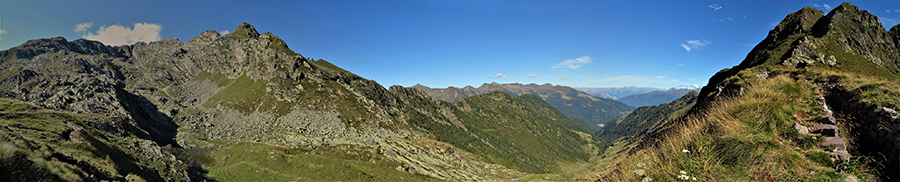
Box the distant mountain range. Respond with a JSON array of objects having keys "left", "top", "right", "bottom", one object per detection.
[
  {"left": 574, "top": 86, "right": 663, "bottom": 99},
  {"left": 411, "top": 83, "right": 635, "bottom": 132},
  {"left": 617, "top": 88, "right": 699, "bottom": 107}
]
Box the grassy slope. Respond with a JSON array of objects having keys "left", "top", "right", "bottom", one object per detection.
[
  {"left": 453, "top": 92, "right": 590, "bottom": 173},
  {"left": 0, "top": 98, "right": 181, "bottom": 181},
  {"left": 596, "top": 92, "right": 697, "bottom": 144},
  {"left": 399, "top": 89, "right": 596, "bottom": 175},
  {"left": 592, "top": 5, "right": 900, "bottom": 181},
  {"left": 596, "top": 66, "right": 897, "bottom": 181},
  {"left": 206, "top": 142, "right": 435, "bottom": 181}
]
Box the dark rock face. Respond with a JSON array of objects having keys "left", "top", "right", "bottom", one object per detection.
[{"left": 825, "top": 84, "right": 900, "bottom": 180}]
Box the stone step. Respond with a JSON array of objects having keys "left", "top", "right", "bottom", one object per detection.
[{"left": 811, "top": 124, "right": 839, "bottom": 137}]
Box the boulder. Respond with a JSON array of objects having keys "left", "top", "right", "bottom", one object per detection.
[
  {"left": 823, "top": 136, "right": 847, "bottom": 151},
  {"left": 632, "top": 169, "right": 646, "bottom": 177},
  {"left": 825, "top": 55, "right": 837, "bottom": 66},
  {"left": 819, "top": 116, "right": 837, "bottom": 124},
  {"left": 794, "top": 123, "right": 809, "bottom": 134}
]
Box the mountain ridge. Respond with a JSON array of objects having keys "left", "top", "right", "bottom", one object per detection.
[
  {"left": 597, "top": 3, "right": 900, "bottom": 181},
  {"left": 0, "top": 22, "right": 600, "bottom": 181},
  {"left": 617, "top": 88, "right": 699, "bottom": 107},
  {"left": 411, "top": 82, "right": 635, "bottom": 133}
]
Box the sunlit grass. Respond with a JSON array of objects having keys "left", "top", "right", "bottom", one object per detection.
[{"left": 596, "top": 68, "right": 882, "bottom": 181}]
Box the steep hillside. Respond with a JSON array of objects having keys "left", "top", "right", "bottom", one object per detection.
[
  {"left": 412, "top": 83, "right": 635, "bottom": 132},
  {"left": 596, "top": 3, "right": 900, "bottom": 181},
  {"left": 393, "top": 88, "right": 596, "bottom": 174},
  {"left": 0, "top": 23, "right": 601, "bottom": 181},
  {"left": 595, "top": 92, "right": 697, "bottom": 143},
  {"left": 617, "top": 88, "right": 698, "bottom": 107}
]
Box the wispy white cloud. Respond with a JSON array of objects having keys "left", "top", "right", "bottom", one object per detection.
[
  {"left": 74, "top": 22, "right": 93, "bottom": 33},
  {"left": 812, "top": 4, "right": 832, "bottom": 10},
  {"left": 488, "top": 74, "right": 493, "bottom": 78},
  {"left": 409, "top": 76, "right": 415, "bottom": 80},
  {"left": 671, "top": 79, "right": 680, "bottom": 83},
  {"left": 680, "top": 39, "right": 711, "bottom": 52},
  {"left": 677, "top": 63, "right": 684, "bottom": 67},
  {"left": 692, "top": 84, "right": 701, "bottom": 89},
  {"left": 495, "top": 73, "right": 507, "bottom": 79},
  {"left": 561, "top": 76, "right": 568, "bottom": 80},
  {"left": 883, "top": 17, "right": 900, "bottom": 27},
  {"left": 553, "top": 56, "right": 592, "bottom": 70},
  {"left": 0, "top": 29, "right": 6, "bottom": 39},
  {"left": 680, "top": 44, "right": 691, "bottom": 51},
  {"left": 76, "top": 22, "right": 162, "bottom": 46},
  {"left": 708, "top": 4, "right": 723, "bottom": 10},
  {"left": 600, "top": 75, "right": 672, "bottom": 83},
  {"left": 528, "top": 74, "right": 536, "bottom": 78},
  {"left": 713, "top": 17, "right": 736, "bottom": 23},
  {"left": 220, "top": 30, "right": 230, "bottom": 35}
]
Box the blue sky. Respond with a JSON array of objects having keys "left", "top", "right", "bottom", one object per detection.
[{"left": 2, "top": 1, "right": 899, "bottom": 89}]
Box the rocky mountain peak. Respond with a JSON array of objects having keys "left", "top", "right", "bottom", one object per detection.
[
  {"left": 2, "top": 36, "right": 130, "bottom": 59},
  {"left": 231, "top": 22, "right": 261, "bottom": 39},
  {"left": 699, "top": 2, "right": 900, "bottom": 108},
  {"left": 189, "top": 30, "right": 222, "bottom": 45},
  {"left": 818, "top": 2, "right": 900, "bottom": 71},
  {"left": 770, "top": 7, "right": 823, "bottom": 42}
]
